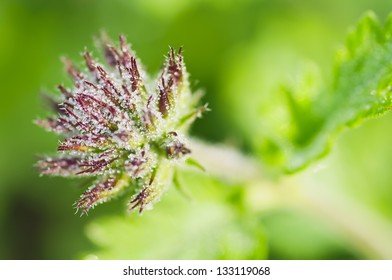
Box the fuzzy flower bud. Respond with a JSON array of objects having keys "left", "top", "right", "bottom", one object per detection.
[{"left": 36, "top": 34, "right": 206, "bottom": 215}]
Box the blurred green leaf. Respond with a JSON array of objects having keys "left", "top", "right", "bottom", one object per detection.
[
  {"left": 255, "top": 12, "right": 392, "bottom": 173},
  {"left": 83, "top": 171, "right": 267, "bottom": 259},
  {"left": 261, "top": 210, "right": 360, "bottom": 259}
]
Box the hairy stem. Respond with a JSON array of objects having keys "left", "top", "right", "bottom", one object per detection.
[
  {"left": 189, "top": 138, "right": 392, "bottom": 259},
  {"left": 189, "top": 138, "right": 262, "bottom": 183}
]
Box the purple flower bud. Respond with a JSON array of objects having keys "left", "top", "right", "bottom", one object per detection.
[{"left": 36, "top": 33, "right": 206, "bottom": 215}]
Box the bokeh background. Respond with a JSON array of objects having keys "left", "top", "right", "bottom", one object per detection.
[{"left": 1, "top": 0, "right": 392, "bottom": 259}]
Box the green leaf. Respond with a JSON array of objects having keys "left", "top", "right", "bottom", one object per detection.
[
  {"left": 256, "top": 11, "right": 392, "bottom": 173},
  {"left": 81, "top": 171, "right": 267, "bottom": 259},
  {"left": 185, "top": 157, "right": 206, "bottom": 172}
]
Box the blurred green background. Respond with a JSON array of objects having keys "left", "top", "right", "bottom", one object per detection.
[{"left": 1, "top": 0, "right": 392, "bottom": 259}]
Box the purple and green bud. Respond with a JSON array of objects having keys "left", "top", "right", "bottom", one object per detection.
[{"left": 36, "top": 34, "right": 206, "bottom": 215}]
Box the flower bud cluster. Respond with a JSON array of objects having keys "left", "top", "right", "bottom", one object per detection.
[{"left": 36, "top": 34, "right": 206, "bottom": 215}]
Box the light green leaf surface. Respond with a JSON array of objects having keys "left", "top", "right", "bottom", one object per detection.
[
  {"left": 82, "top": 171, "right": 267, "bottom": 259},
  {"left": 255, "top": 12, "right": 392, "bottom": 173}
]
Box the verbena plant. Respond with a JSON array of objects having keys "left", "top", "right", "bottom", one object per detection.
[{"left": 36, "top": 12, "right": 392, "bottom": 258}]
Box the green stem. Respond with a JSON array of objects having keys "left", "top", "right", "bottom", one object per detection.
[{"left": 189, "top": 138, "right": 392, "bottom": 259}]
